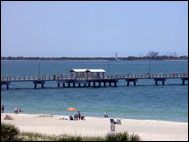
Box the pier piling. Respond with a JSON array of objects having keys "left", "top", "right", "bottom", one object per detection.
[
  {"left": 154, "top": 78, "right": 166, "bottom": 86},
  {"left": 98, "top": 82, "right": 101, "bottom": 87},
  {"left": 88, "top": 82, "right": 91, "bottom": 87},
  {"left": 182, "top": 79, "right": 185, "bottom": 85},
  {"left": 104, "top": 81, "right": 106, "bottom": 87},
  {"left": 134, "top": 81, "right": 136, "bottom": 86},
  {"left": 126, "top": 79, "right": 137, "bottom": 86},
  {"left": 114, "top": 81, "right": 117, "bottom": 87},
  {"left": 109, "top": 82, "right": 111, "bottom": 87},
  {"left": 93, "top": 81, "right": 96, "bottom": 87},
  {"left": 33, "top": 80, "right": 45, "bottom": 89},
  {"left": 181, "top": 77, "right": 188, "bottom": 85},
  {"left": 127, "top": 81, "right": 130, "bottom": 86}
]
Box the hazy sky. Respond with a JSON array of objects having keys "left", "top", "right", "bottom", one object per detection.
[{"left": 1, "top": 1, "right": 188, "bottom": 57}]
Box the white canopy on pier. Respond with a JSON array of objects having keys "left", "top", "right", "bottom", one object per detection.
[
  {"left": 70, "top": 69, "right": 88, "bottom": 72},
  {"left": 87, "top": 69, "right": 106, "bottom": 73},
  {"left": 70, "top": 69, "right": 106, "bottom": 73}
]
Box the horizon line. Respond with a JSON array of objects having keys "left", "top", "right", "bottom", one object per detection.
[{"left": 1, "top": 55, "right": 188, "bottom": 58}]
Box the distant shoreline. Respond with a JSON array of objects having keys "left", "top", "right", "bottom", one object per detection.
[
  {"left": 1, "top": 59, "right": 188, "bottom": 62},
  {"left": 1, "top": 56, "right": 188, "bottom": 61}
]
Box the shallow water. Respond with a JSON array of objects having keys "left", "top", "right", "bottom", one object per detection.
[{"left": 1, "top": 60, "right": 188, "bottom": 122}]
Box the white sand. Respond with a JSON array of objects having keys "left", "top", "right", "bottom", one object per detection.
[{"left": 1, "top": 113, "right": 188, "bottom": 141}]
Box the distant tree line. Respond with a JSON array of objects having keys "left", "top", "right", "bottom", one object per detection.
[{"left": 1, "top": 52, "right": 188, "bottom": 60}]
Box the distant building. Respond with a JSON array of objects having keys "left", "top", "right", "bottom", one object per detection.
[{"left": 70, "top": 69, "right": 106, "bottom": 79}]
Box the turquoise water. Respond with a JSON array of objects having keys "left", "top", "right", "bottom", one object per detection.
[{"left": 1, "top": 60, "right": 188, "bottom": 122}]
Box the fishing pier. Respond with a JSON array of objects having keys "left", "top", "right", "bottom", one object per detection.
[{"left": 1, "top": 70, "right": 188, "bottom": 90}]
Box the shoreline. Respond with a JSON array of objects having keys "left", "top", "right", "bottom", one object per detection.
[
  {"left": 2, "top": 111, "right": 188, "bottom": 123},
  {"left": 1, "top": 113, "right": 188, "bottom": 141}
]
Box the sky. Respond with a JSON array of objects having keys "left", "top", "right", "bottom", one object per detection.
[{"left": 1, "top": 1, "right": 188, "bottom": 57}]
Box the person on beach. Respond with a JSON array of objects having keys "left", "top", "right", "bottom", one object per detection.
[
  {"left": 18, "top": 108, "right": 23, "bottom": 113},
  {"left": 69, "top": 115, "right": 73, "bottom": 120},
  {"left": 81, "top": 114, "right": 85, "bottom": 120},
  {"left": 78, "top": 110, "right": 81, "bottom": 119},
  {"left": 104, "top": 112, "right": 108, "bottom": 118},
  {"left": 14, "top": 108, "right": 18, "bottom": 113},
  {"left": 1, "top": 105, "right": 5, "bottom": 113}
]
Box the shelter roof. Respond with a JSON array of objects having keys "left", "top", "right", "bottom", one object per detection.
[{"left": 70, "top": 69, "right": 106, "bottom": 73}]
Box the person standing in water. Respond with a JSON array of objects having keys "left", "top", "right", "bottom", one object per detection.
[{"left": 1, "top": 105, "right": 5, "bottom": 113}]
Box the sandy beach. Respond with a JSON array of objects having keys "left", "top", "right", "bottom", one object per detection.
[{"left": 1, "top": 113, "right": 188, "bottom": 141}]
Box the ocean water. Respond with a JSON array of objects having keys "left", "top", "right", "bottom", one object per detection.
[{"left": 1, "top": 60, "right": 188, "bottom": 122}]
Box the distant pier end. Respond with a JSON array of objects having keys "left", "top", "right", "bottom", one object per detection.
[
  {"left": 1, "top": 81, "right": 10, "bottom": 89},
  {"left": 181, "top": 77, "right": 188, "bottom": 85}
]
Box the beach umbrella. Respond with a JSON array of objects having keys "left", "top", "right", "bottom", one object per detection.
[{"left": 67, "top": 107, "right": 77, "bottom": 111}]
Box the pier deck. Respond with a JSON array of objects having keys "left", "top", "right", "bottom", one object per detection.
[{"left": 1, "top": 73, "right": 188, "bottom": 89}]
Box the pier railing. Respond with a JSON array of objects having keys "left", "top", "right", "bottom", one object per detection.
[{"left": 1, "top": 73, "right": 188, "bottom": 82}]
